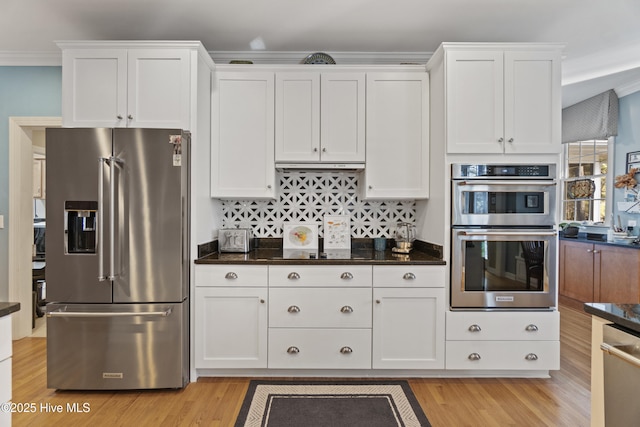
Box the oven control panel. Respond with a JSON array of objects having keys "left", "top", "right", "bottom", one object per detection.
[{"left": 453, "top": 164, "right": 556, "bottom": 179}]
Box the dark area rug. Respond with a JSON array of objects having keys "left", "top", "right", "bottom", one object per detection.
[{"left": 234, "top": 380, "right": 431, "bottom": 427}]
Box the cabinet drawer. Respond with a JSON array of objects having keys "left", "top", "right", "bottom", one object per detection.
[
  {"left": 446, "top": 310, "right": 559, "bottom": 341},
  {"left": 269, "top": 265, "right": 372, "bottom": 287},
  {"left": 446, "top": 341, "right": 560, "bottom": 371},
  {"left": 268, "top": 328, "right": 371, "bottom": 369},
  {"left": 0, "top": 316, "right": 11, "bottom": 361},
  {"left": 373, "top": 266, "right": 445, "bottom": 288},
  {"left": 194, "top": 265, "right": 268, "bottom": 287},
  {"left": 270, "top": 288, "right": 371, "bottom": 328},
  {"left": 0, "top": 357, "right": 11, "bottom": 404}
]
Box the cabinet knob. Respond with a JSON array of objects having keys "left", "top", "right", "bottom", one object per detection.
[
  {"left": 593, "top": 250, "right": 600, "bottom": 254},
  {"left": 267, "top": 185, "right": 272, "bottom": 189},
  {"left": 508, "top": 138, "right": 514, "bottom": 143},
  {"left": 376, "top": 299, "right": 381, "bottom": 304},
  {"left": 368, "top": 185, "right": 373, "bottom": 190},
  {"left": 287, "top": 272, "right": 300, "bottom": 280},
  {"left": 525, "top": 353, "right": 539, "bottom": 361},
  {"left": 287, "top": 346, "right": 300, "bottom": 354},
  {"left": 313, "top": 147, "right": 318, "bottom": 152},
  {"left": 287, "top": 305, "right": 301, "bottom": 313},
  {"left": 340, "top": 272, "right": 354, "bottom": 280},
  {"left": 498, "top": 137, "right": 504, "bottom": 143},
  {"left": 468, "top": 324, "right": 482, "bottom": 332},
  {"left": 340, "top": 305, "right": 354, "bottom": 314},
  {"left": 525, "top": 324, "right": 539, "bottom": 332},
  {"left": 260, "top": 299, "right": 265, "bottom": 304},
  {"left": 127, "top": 114, "right": 133, "bottom": 120},
  {"left": 340, "top": 346, "right": 353, "bottom": 354},
  {"left": 322, "top": 148, "right": 327, "bottom": 153},
  {"left": 224, "top": 272, "right": 238, "bottom": 280},
  {"left": 403, "top": 272, "right": 416, "bottom": 280},
  {"left": 117, "top": 114, "right": 123, "bottom": 120},
  {"left": 468, "top": 353, "right": 482, "bottom": 361}
]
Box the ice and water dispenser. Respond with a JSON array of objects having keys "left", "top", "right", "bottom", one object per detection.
[{"left": 64, "top": 201, "right": 97, "bottom": 254}]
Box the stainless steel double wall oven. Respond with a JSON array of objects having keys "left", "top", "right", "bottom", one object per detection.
[{"left": 451, "top": 164, "right": 558, "bottom": 309}]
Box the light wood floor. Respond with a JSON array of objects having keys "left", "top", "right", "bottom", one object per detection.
[{"left": 11, "top": 303, "right": 591, "bottom": 426}]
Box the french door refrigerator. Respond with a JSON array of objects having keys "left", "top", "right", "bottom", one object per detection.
[{"left": 45, "top": 128, "right": 190, "bottom": 390}]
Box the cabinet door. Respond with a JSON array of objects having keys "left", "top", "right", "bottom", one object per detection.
[
  {"left": 61, "top": 49, "right": 127, "bottom": 127},
  {"left": 559, "top": 240, "right": 595, "bottom": 302},
  {"left": 127, "top": 49, "right": 191, "bottom": 129},
  {"left": 194, "top": 287, "right": 267, "bottom": 368},
  {"left": 595, "top": 244, "right": 640, "bottom": 303},
  {"left": 211, "top": 72, "right": 276, "bottom": 199},
  {"left": 372, "top": 287, "right": 444, "bottom": 369},
  {"left": 365, "top": 73, "right": 429, "bottom": 200},
  {"left": 446, "top": 50, "right": 504, "bottom": 154},
  {"left": 503, "top": 50, "right": 561, "bottom": 154},
  {"left": 320, "top": 73, "right": 366, "bottom": 163},
  {"left": 275, "top": 72, "right": 320, "bottom": 162}
]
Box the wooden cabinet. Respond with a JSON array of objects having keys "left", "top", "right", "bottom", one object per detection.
[
  {"left": 274, "top": 72, "right": 365, "bottom": 164},
  {"left": 60, "top": 42, "right": 197, "bottom": 129},
  {"left": 364, "top": 73, "right": 429, "bottom": 200},
  {"left": 194, "top": 265, "right": 268, "bottom": 368},
  {"left": 560, "top": 239, "right": 640, "bottom": 303},
  {"left": 445, "top": 310, "right": 560, "bottom": 371},
  {"left": 427, "top": 43, "right": 562, "bottom": 155},
  {"left": 211, "top": 71, "right": 276, "bottom": 199},
  {"left": 372, "top": 266, "right": 445, "bottom": 369}
]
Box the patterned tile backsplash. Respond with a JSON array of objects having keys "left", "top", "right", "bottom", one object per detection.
[{"left": 222, "top": 171, "right": 415, "bottom": 238}]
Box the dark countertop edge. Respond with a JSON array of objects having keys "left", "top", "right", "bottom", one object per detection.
[
  {"left": 584, "top": 303, "right": 640, "bottom": 335},
  {"left": 560, "top": 234, "right": 640, "bottom": 249},
  {"left": 195, "top": 257, "right": 446, "bottom": 266},
  {"left": 0, "top": 302, "right": 21, "bottom": 318}
]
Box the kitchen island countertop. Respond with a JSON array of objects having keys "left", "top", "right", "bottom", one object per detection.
[
  {"left": 0, "top": 302, "right": 20, "bottom": 318},
  {"left": 584, "top": 303, "right": 640, "bottom": 335}
]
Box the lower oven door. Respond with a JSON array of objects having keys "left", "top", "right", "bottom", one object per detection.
[{"left": 451, "top": 228, "right": 557, "bottom": 309}]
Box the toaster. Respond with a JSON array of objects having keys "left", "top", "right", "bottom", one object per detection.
[{"left": 219, "top": 228, "right": 254, "bottom": 253}]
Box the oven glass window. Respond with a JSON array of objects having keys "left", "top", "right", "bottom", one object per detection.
[
  {"left": 463, "top": 240, "right": 546, "bottom": 292},
  {"left": 462, "top": 191, "right": 545, "bottom": 215}
]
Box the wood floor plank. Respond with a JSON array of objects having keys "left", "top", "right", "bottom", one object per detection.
[{"left": 11, "top": 303, "right": 591, "bottom": 426}]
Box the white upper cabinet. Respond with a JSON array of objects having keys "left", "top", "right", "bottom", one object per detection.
[
  {"left": 211, "top": 71, "right": 276, "bottom": 199},
  {"left": 275, "top": 72, "right": 365, "bottom": 164},
  {"left": 437, "top": 44, "right": 562, "bottom": 154},
  {"left": 364, "top": 72, "right": 429, "bottom": 200},
  {"left": 60, "top": 42, "right": 197, "bottom": 129}
]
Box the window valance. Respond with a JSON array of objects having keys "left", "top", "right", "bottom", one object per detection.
[{"left": 562, "top": 89, "right": 618, "bottom": 143}]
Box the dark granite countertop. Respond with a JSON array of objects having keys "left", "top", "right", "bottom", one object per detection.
[
  {"left": 195, "top": 238, "right": 445, "bottom": 266},
  {"left": 0, "top": 302, "right": 20, "bottom": 318},
  {"left": 560, "top": 233, "right": 640, "bottom": 249},
  {"left": 584, "top": 303, "right": 640, "bottom": 335}
]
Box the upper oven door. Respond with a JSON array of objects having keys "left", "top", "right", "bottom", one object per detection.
[{"left": 452, "top": 180, "right": 557, "bottom": 226}]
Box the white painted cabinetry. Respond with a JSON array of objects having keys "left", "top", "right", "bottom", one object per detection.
[
  {"left": 372, "top": 266, "right": 445, "bottom": 369},
  {"left": 211, "top": 71, "right": 276, "bottom": 199},
  {"left": 364, "top": 73, "right": 430, "bottom": 199},
  {"left": 194, "top": 265, "right": 268, "bottom": 368},
  {"left": 427, "top": 43, "right": 562, "bottom": 154},
  {"left": 275, "top": 72, "right": 365, "bottom": 164},
  {"left": 445, "top": 310, "right": 560, "bottom": 371},
  {"left": 60, "top": 42, "right": 199, "bottom": 129},
  {"left": 0, "top": 315, "right": 13, "bottom": 427},
  {"left": 268, "top": 265, "right": 372, "bottom": 369}
]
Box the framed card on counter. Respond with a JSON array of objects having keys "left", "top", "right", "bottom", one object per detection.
[
  {"left": 323, "top": 214, "right": 351, "bottom": 249},
  {"left": 283, "top": 223, "right": 319, "bottom": 250}
]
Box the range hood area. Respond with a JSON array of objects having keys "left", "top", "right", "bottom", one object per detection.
[{"left": 275, "top": 162, "right": 365, "bottom": 171}]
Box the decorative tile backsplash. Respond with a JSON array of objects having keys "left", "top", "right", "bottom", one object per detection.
[{"left": 222, "top": 171, "right": 415, "bottom": 238}]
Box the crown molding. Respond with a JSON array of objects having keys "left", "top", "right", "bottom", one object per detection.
[
  {"left": 0, "top": 51, "right": 61, "bottom": 66},
  {"left": 208, "top": 50, "right": 432, "bottom": 65}
]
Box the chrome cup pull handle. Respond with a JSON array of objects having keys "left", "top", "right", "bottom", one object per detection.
[
  {"left": 224, "top": 272, "right": 238, "bottom": 280},
  {"left": 340, "top": 272, "right": 354, "bottom": 280},
  {"left": 403, "top": 272, "right": 416, "bottom": 280},
  {"left": 340, "top": 346, "right": 353, "bottom": 354},
  {"left": 340, "top": 306, "right": 353, "bottom": 314},
  {"left": 287, "top": 305, "right": 301, "bottom": 313},
  {"left": 468, "top": 353, "right": 482, "bottom": 361},
  {"left": 287, "top": 346, "right": 300, "bottom": 354},
  {"left": 288, "top": 272, "right": 300, "bottom": 280},
  {"left": 468, "top": 324, "right": 482, "bottom": 332},
  {"left": 525, "top": 353, "right": 539, "bottom": 361},
  {"left": 525, "top": 324, "right": 539, "bottom": 332}
]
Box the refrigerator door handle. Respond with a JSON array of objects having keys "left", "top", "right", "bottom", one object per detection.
[
  {"left": 98, "top": 157, "right": 108, "bottom": 281},
  {"left": 108, "top": 155, "right": 116, "bottom": 281},
  {"left": 47, "top": 307, "right": 173, "bottom": 318}
]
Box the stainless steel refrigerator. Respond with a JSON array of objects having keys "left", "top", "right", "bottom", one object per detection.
[{"left": 45, "top": 128, "right": 190, "bottom": 390}]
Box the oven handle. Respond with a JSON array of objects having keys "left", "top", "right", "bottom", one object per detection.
[
  {"left": 456, "top": 180, "right": 556, "bottom": 186},
  {"left": 460, "top": 230, "right": 557, "bottom": 237}
]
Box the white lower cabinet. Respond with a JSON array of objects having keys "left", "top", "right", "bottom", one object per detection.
[
  {"left": 445, "top": 310, "right": 560, "bottom": 371},
  {"left": 372, "top": 266, "right": 446, "bottom": 369},
  {"left": 194, "top": 265, "right": 268, "bottom": 369},
  {"left": 268, "top": 328, "right": 372, "bottom": 369}
]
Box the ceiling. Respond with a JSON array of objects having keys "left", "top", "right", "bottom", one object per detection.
[{"left": 2, "top": 0, "right": 640, "bottom": 106}]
